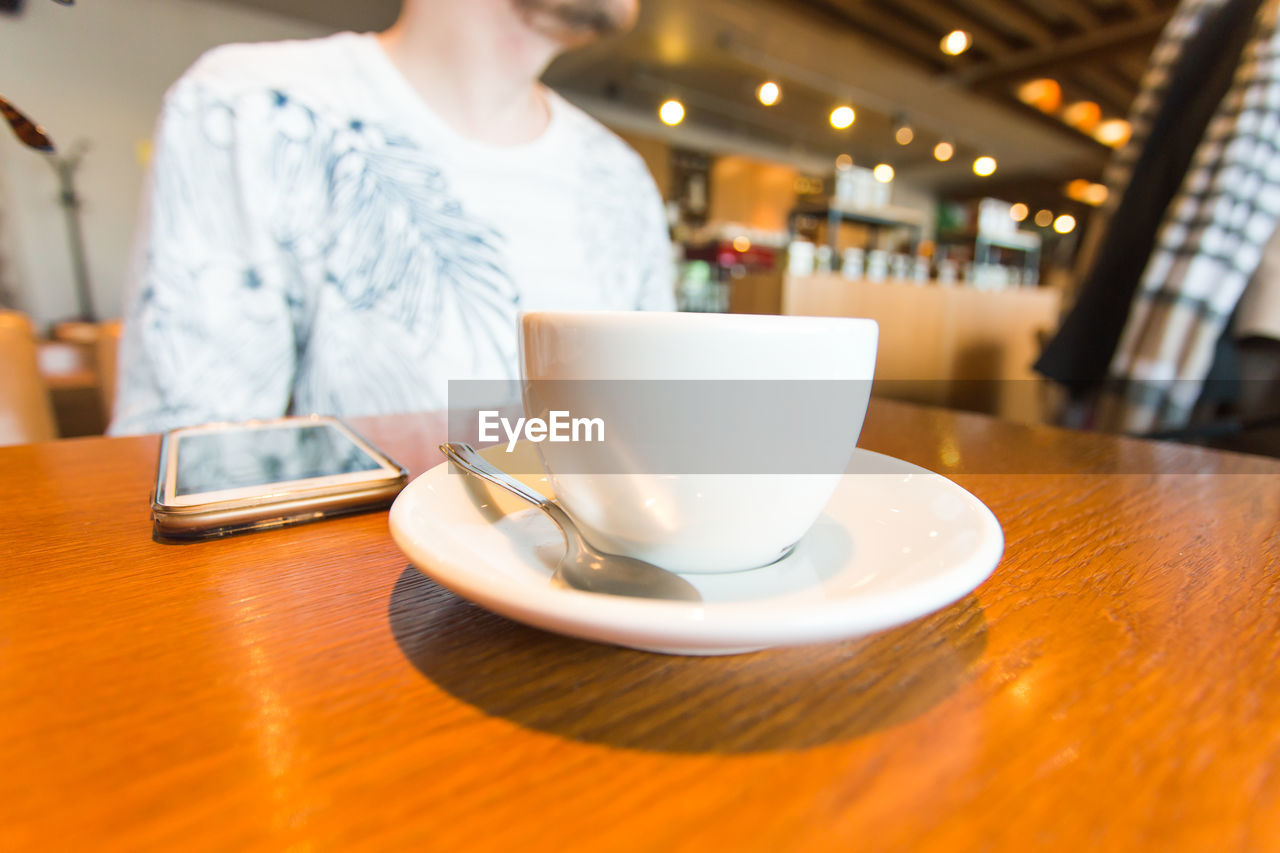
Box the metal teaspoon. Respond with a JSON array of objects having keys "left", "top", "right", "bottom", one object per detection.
[{"left": 440, "top": 443, "right": 701, "bottom": 602}]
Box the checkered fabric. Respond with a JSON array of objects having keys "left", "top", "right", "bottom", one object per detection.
[{"left": 1099, "top": 0, "right": 1280, "bottom": 433}]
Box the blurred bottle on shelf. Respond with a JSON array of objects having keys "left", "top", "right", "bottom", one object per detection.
[
  {"left": 841, "top": 247, "right": 865, "bottom": 280},
  {"left": 787, "top": 239, "right": 815, "bottom": 276},
  {"left": 815, "top": 245, "right": 834, "bottom": 274},
  {"left": 866, "top": 250, "right": 889, "bottom": 282}
]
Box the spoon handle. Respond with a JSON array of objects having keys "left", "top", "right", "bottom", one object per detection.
[
  {"left": 441, "top": 443, "right": 701, "bottom": 602},
  {"left": 440, "top": 443, "right": 550, "bottom": 509}
]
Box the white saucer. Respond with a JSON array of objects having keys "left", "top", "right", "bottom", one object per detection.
[{"left": 388, "top": 446, "right": 1004, "bottom": 655}]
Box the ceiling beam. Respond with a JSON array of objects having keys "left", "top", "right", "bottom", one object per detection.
[
  {"left": 953, "top": 11, "right": 1171, "bottom": 87},
  {"left": 872, "top": 0, "right": 1017, "bottom": 57},
  {"left": 1069, "top": 67, "right": 1138, "bottom": 116},
  {"left": 1034, "top": 0, "right": 1102, "bottom": 32},
  {"left": 948, "top": 0, "right": 1057, "bottom": 47},
  {"left": 1113, "top": 52, "right": 1156, "bottom": 86},
  {"left": 788, "top": 0, "right": 954, "bottom": 69}
]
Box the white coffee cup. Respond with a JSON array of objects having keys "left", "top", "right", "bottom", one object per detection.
[{"left": 520, "top": 311, "right": 877, "bottom": 573}]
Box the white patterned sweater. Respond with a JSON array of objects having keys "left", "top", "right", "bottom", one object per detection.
[{"left": 109, "top": 33, "right": 674, "bottom": 435}]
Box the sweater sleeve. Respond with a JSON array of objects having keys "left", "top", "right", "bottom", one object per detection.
[{"left": 109, "top": 75, "right": 297, "bottom": 435}]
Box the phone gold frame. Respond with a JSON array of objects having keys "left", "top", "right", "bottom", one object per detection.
[{"left": 151, "top": 414, "right": 408, "bottom": 540}]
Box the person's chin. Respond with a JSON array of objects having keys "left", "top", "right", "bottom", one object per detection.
[{"left": 517, "top": 0, "right": 639, "bottom": 44}]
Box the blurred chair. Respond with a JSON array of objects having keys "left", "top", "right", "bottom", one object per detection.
[
  {"left": 96, "top": 319, "right": 123, "bottom": 421},
  {"left": 51, "top": 320, "right": 101, "bottom": 346},
  {"left": 36, "top": 319, "right": 114, "bottom": 437},
  {"left": 0, "top": 310, "right": 58, "bottom": 446}
]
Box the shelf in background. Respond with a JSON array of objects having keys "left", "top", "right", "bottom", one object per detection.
[
  {"left": 939, "top": 228, "right": 1042, "bottom": 252},
  {"left": 791, "top": 199, "right": 928, "bottom": 232}
]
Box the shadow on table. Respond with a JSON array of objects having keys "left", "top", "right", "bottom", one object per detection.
[{"left": 388, "top": 565, "right": 987, "bottom": 755}]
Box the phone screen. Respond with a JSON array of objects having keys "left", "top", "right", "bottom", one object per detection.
[{"left": 174, "top": 423, "right": 384, "bottom": 497}]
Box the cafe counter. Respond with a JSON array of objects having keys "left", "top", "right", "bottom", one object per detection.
[{"left": 782, "top": 274, "right": 1062, "bottom": 424}]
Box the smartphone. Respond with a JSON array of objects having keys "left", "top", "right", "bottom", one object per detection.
[{"left": 151, "top": 414, "right": 408, "bottom": 541}]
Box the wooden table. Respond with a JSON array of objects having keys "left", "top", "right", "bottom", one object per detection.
[{"left": 2, "top": 400, "right": 1278, "bottom": 851}]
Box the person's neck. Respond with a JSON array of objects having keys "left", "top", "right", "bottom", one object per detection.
[{"left": 377, "top": 2, "right": 560, "bottom": 146}]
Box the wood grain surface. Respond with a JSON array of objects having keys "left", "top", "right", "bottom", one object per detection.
[{"left": 1, "top": 400, "right": 1277, "bottom": 851}]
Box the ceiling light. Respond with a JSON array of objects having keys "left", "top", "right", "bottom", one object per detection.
[
  {"left": 933, "top": 141, "right": 954, "bottom": 162},
  {"left": 659, "top": 99, "right": 685, "bottom": 126},
  {"left": 733, "top": 235, "right": 752, "bottom": 252},
  {"left": 1053, "top": 214, "right": 1077, "bottom": 234},
  {"left": 1065, "top": 178, "right": 1092, "bottom": 200},
  {"left": 1010, "top": 203, "right": 1029, "bottom": 222},
  {"left": 835, "top": 153, "right": 853, "bottom": 171},
  {"left": 1034, "top": 209, "right": 1054, "bottom": 228},
  {"left": 973, "top": 156, "right": 997, "bottom": 177},
  {"left": 829, "top": 105, "right": 856, "bottom": 129},
  {"left": 895, "top": 125, "right": 914, "bottom": 145},
  {"left": 1094, "top": 119, "right": 1132, "bottom": 148},
  {"left": 757, "top": 81, "right": 781, "bottom": 107},
  {"left": 1017, "top": 78, "right": 1062, "bottom": 113},
  {"left": 873, "top": 163, "right": 895, "bottom": 183},
  {"left": 1062, "top": 101, "right": 1101, "bottom": 132},
  {"left": 940, "top": 30, "right": 972, "bottom": 56},
  {"left": 1065, "top": 178, "right": 1111, "bottom": 207}
]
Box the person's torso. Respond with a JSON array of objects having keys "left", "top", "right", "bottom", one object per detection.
[{"left": 186, "top": 32, "right": 665, "bottom": 416}]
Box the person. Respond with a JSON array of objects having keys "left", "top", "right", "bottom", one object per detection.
[{"left": 109, "top": 0, "right": 673, "bottom": 435}]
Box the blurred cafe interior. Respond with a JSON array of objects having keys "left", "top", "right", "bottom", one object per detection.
[
  {"left": 1, "top": 0, "right": 1278, "bottom": 452},
  {"left": 5, "top": 3, "right": 1280, "bottom": 849}
]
